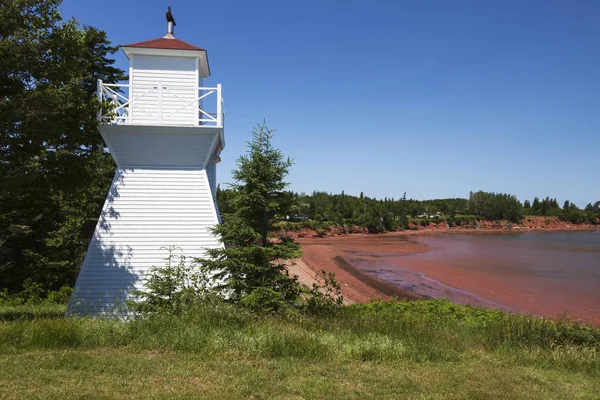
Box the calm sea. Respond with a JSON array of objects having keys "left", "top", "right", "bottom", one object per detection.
[{"left": 355, "top": 231, "right": 600, "bottom": 323}]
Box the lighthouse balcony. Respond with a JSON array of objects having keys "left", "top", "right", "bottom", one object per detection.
[{"left": 97, "top": 79, "right": 223, "bottom": 128}]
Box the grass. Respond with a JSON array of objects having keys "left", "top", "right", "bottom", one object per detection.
[
  {"left": 1, "top": 299, "right": 599, "bottom": 399},
  {"left": 0, "top": 303, "right": 67, "bottom": 321}
]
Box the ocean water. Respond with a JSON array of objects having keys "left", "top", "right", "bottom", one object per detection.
[{"left": 352, "top": 231, "right": 600, "bottom": 323}]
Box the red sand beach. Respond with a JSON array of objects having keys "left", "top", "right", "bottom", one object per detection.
[{"left": 290, "top": 228, "right": 600, "bottom": 325}]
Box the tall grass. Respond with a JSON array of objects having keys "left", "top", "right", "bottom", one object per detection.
[
  {"left": 1, "top": 299, "right": 598, "bottom": 375},
  {"left": 0, "top": 303, "right": 67, "bottom": 321}
]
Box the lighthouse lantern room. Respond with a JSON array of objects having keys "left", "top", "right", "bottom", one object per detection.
[{"left": 67, "top": 10, "right": 224, "bottom": 317}]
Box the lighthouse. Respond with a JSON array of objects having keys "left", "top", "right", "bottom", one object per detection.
[{"left": 67, "top": 11, "right": 225, "bottom": 316}]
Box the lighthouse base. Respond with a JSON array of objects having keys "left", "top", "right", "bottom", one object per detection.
[{"left": 67, "top": 167, "right": 222, "bottom": 317}]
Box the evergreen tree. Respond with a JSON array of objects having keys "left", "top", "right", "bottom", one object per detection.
[
  {"left": 532, "top": 197, "right": 541, "bottom": 215},
  {"left": 523, "top": 199, "right": 532, "bottom": 216},
  {"left": 197, "top": 124, "right": 302, "bottom": 311},
  {"left": 0, "top": 0, "right": 126, "bottom": 292}
]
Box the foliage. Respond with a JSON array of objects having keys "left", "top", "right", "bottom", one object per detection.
[
  {"left": 560, "top": 202, "right": 599, "bottom": 225},
  {"left": 468, "top": 191, "right": 523, "bottom": 222},
  {"left": 0, "top": 283, "right": 73, "bottom": 306},
  {"left": 525, "top": 196, "right": 560, "bottom": 216},
  {"left": 197, "top": 123, "right": 303, "bottom": 312},
  {"left": 45, "top": 285, "right": 73, "bottom": 304},
  {"left": 521, "top": 196, "right": 599, "bottom": 224},
  {"left": 305, "top": 270, "right": 344, "bottom": 316},
  {"left": 0, "top": 0, "right": 126, "bottom": 293},
  {"left": 128, "top": 246, "right": 210, "bottom": 316},
  {"left": 220, "top": 188, "right": 600, "bottom": 233},
  {"left": 220, "top": 190, "right": 476, "bottom": 233}
]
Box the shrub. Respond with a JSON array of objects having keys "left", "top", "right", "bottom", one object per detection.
[
  {"left": 0, "top": 283, "right": 73, "bottom": 306},
  {"left": 128, "top": 246, "right": 209, "bottom": 315},
  {"left": 19, "top": 279, "right": 44, "bottom": 304},
  {"left": 240, "top": 287, "right": 284, "bottom": 313},
  {"left": 305, "top": 270, "right": 344, "bottom": 316},
  {"left": 0, "top": 289, "right": 22, "bottom": 306},
  {"left": 46, "top": 286, "right": 73, "bottom": 304},
  {"left": 276, "top": 221, "right": 302, "bottom": 232}
]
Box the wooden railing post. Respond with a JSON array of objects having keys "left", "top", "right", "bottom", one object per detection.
[{"left": 216, "top": 84, "right": 223, "bottom": 127}]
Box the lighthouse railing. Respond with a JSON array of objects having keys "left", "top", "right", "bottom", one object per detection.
[{"left": 96, "top": 79, "right": 224, "bottom": 127}]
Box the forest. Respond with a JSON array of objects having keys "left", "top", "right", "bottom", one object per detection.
[{"left": 218, "top": 187, "right": 600, "bottom": 233}]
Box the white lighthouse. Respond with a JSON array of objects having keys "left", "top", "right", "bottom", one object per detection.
[{"left": 67, "top": 12, "right": 224, "bottom": 316}]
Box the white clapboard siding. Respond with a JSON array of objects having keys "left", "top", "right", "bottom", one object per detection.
[
  {"left": 206, "top": 161, "right": 221, "bottom": 222},
  {"left": 67, "top": 168, "right": 223, "bottom": 317},
  {"left": 130, "top": 55, "right": 198, "bottom": 125},
  {"left": 103, "top": 131, "right": 217, "bottom": 167},
  {"left": 206, "top": 161, "right": 217, "bottom": 200}
]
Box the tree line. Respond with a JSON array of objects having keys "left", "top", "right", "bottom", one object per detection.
[{"left": 218, "top": 188, "right": 600, "bottom": 232}]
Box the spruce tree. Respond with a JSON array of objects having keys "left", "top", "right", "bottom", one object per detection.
[
  {"left": 0, "top": 0, "right": 126, "bottom": 292},
  {"left": 197, "top": 123, "right": 302, "bottom": 312}
]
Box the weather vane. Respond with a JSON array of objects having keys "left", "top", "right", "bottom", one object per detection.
[{"left": 166, "top": 6, "right": 176, "bottom": 26}]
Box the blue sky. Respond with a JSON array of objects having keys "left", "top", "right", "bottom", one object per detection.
[{"left": 60, "top": 0, "right": 600, "bottom": 207}]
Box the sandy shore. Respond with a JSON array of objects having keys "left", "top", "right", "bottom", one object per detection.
[
  {"left": 289, "top": 234, "right": 427, "bottom": 304},
  {"left": 287, "top": 228, "right": 600, "bottom": 325},
  {"left": 291, "top": 233, "right": 502, "bottom": 307}
]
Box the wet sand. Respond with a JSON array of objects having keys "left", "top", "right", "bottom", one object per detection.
[{"left": 293, "top": 231, "right": 600, "bottom": 325}]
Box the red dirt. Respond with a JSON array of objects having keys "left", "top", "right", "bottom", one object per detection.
[
  {"left": 287, "top": 234, "right": 428, "bottom": 304},
  {"left": 284, "top": 218, "right": 599, "bottom": 321},
  {"left": 289, "top": 235, "right": 425, "bottom": 304}
]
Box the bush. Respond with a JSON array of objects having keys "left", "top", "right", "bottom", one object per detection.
[
  {"left": 0, "top": 288, "right": 21, "bottom": 306},
  {"left": 128, "top": 246, "right": 210, "bottom": 316},
  {"left": 454, "top": 215, "right": 478, "bottom": 227},
  {"left": 305, "top": 270, "right": 344, "bottom": 316},
  {"left": 241, "top": 287, "right": 285, "bottom": 313},
  {"left": 19, "top": 279, "right": 44, "bottom": 304},
  {"left": 46, "top": 286, "right": 73, "bottom": 304},
  {"left": 275, "top": 221, "right": 302, "bottom": 232},
  {"left": 0, "top": 283, "right": 73, "bottom": 306}
]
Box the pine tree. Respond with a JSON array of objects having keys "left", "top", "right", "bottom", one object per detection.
[
  {"left": 196, "top": 123, "right": 302, "bottom": 312},
  {"left": 532, "top": 197, "right": 541, "bottom": 215},
  {"left": 0, "top": 0, "right": 126, "bottom": 292}
]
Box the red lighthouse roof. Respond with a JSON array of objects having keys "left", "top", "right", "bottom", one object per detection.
[
  {"left": 121, "top": 36, "right": 211, "bottom": 77},
  {"left": 120, "top": 8, "right": 211, "bottom": 77},
  {"left": 121, "top": 37, "right": 206, "bottom": 51}
]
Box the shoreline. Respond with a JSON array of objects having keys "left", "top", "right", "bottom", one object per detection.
[
  {"left": 285, "top": 216, "right": 599, "bottom": 242},
  {"left": 290, "top": 234, "right": 432, "bottom": 304},
  {"left": 288, "top": 227, "right": 600, "bottom": 325}
]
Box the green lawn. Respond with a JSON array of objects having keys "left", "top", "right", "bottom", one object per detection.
[{"left": 1, "top": 300, "right": 598, "bottom": 399}]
